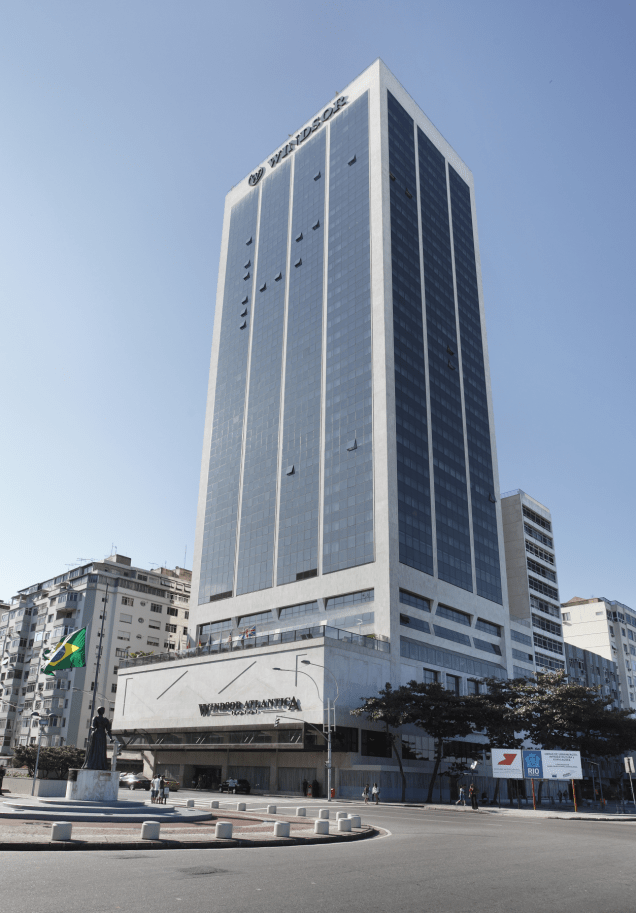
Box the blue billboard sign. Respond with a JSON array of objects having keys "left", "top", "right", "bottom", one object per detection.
[{"left": 522, "top": 749, "right": 544, "bottom": 779}]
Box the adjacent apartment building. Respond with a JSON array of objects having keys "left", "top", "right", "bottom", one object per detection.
[
  {"left": 0, "top": 555, "right": 190, "bottom": 759},
  {"left": 114, "top": 59, "right": 518, "bottom": 800},
  {"left": 501, "top": 490, "right": 566, "bottom": 677},
  {"left": 562, "top": 596, "right": 636, "bottom": 713}
]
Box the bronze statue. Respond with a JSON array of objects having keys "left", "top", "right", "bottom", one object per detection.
[{"left": 82, "top": 706, "right": 112, "bottom": 770}]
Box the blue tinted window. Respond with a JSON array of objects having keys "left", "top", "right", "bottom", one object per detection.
[
  {"left": 322, "top": 92, "right": 374, "bottom": 573},
  {"left": 418, "top": 129, "right": 472, "bottom": 593},
  {"left": 449, "top": 167, "right": 502, "bottom": 604},
  {"left": 198, "top": 192, "right": 259, "bottom": 604},
  {"left": 388, "top": 92, "right": 433, "bottom": 576},
  {"left": 236, "top": 163, "right": 291, "bottom": 595},
  {"left": 277, "top": 130, "right": 326, "bottom": 585}
]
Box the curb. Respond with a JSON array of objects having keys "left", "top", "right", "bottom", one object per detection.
[{"left": 0, "top": 824, "right": 380, "bottom": 852}]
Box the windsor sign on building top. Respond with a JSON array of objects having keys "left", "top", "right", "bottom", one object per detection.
[{"left": 248, "top": 96, "right": 348, "bottom": 186}]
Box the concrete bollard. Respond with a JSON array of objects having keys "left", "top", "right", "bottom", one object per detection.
[
  {"left": 51, "top": 822, "right": 72, "bottom": 842},
  {"left": 318, "top": 808, "right": 329, "bottom": 819},
  {"left": 141, "top": 821, "right": 160, "bottom": 840},
  {"left": 267, "top": 804, "right": 277, "bottom": 814},
  {"left": 237, "top": 801, "right": 246, "bottom": 811},
  {"left": 210, "top": 800, "right": 219, "bottom": 808},
  {"left": 296, "top": 807, "right": 306, "bottom": 817},
  {"left": 274, "top": 821, "right": 290, "bottom": 837},
  {"left": 314, "top": 819, "right": 329, "bottom": 835},
  {"left": 349, "top": 815, "right": 362, "bottom": 828},
  {"left": 186, "top": 799, "right": 195, "bottom": 808},
  {"left": 337, "top": 817, "right": 352, "bottom": 832},
  {"left": 336, "top": 810, "right": 348, "bottom": 819},
  {"left": 215, "top": 821, "right": 233, "bottom": 839}
]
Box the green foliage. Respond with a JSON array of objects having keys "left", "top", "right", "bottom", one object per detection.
[
  {"left": 350, "top": 671, "right": 636, "bottom": 804},
  {"left": 403, "top": 681, "right": 483, "bottom": 803},
  {"left": 481, "top": 670, "right": 636, "bottom": 760},
  {"left": 351, "top": 682, "right": 413, "bottom": 801},
  {"left": 12, "top": 745, "right": 86, "bottom": 779}
]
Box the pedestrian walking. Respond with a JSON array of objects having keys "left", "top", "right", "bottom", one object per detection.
[
  {"left": 163, "top": 781, "right": 170, "bottom": 805},
  {"left": 302, "top": 778, "right": 308, "bottom": 797},
  {"left": 469, "top": 783, "right": 478, "bottom": 810},
  {"left": 159, "top": 776, "right": 166, "bottom": 805},
  {"left": 150, "top": 775, "right": 159, "bottom": 804},
  {"left": 362, "top": 783, "right": 370, "bottom": 804},
  {"left": 455, "top": 785, "right": 466, "bottom": 806},
  {"left": 372, "top": 782, "right": 380, "bottom": 805}
]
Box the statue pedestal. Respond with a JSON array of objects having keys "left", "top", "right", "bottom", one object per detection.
[{"left": 66, "top": 769, "right": 119, "bottom": 802}]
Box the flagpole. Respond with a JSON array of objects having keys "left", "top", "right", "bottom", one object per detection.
[{"left": 92, "top": 580, "right": 109, "bottom": 714}]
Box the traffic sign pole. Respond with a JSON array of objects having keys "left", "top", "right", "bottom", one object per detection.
[
  {"left": 624, "top": 757, "right": 636, "bottom": 809},
  {"left": 531, "top": 778, "right": 536, "bottom": 811},
  {"left": 572, "top": 778, "right": 577, "bottom": 813}
]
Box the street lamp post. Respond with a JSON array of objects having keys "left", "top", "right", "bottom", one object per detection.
[
  {"left": 30, "top": 712, "right": 53, "bottom": 796},
  {"left": 301, "top": 660, "right": 339, "bottom": 803},
  {"left": 272, "top": 661, "right": 340, "bottom": 802},
  {"left": 587, "top": 760, "right": 605, "bottom": 807}
]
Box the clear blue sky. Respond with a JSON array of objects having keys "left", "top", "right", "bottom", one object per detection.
[{"left": 1, "top": 1, "right": 634, "bottom": 608}]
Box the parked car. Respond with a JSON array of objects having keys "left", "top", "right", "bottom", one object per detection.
[
  {"left": 161, "top": 777, "right": 180, "bottom": 792},
  {"left": 219, "top": 778, "right": 251, "bottom": 794},
  {"left": 119, "top": 773, "right": 151, "bottom": 791}
]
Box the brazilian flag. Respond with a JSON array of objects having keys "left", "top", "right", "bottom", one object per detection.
[{"left": 42, "top": 627, "right": 87, "bottom": 676}]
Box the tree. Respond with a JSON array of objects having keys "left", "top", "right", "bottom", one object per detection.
[
  {"left": 405, "top": 681, "right": 483, "bottom": 803},
  {"left": 12, "top": 745, "right": 85, "bottom": 779},
  {"left": 351, "top": 683, "right": 411, "bottom": 802},
  {"left": 486, "top": 671, "right": 636, "bottom": 760}
]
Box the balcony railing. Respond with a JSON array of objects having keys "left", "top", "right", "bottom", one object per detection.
[{"left": 120, "top": 623, "right": 389, "bottom": 669}]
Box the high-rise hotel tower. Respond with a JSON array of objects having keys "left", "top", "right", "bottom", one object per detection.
[
  {"left": 115, "top": 61, "right": 512, "bottom": 797},
  {"left": 193, "top": 59, "right": 509, "bottom": 650}
]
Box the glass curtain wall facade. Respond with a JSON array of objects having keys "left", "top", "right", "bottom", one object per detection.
[
  {"left": 322, "top": 94, "right": 374, "bottom": 573},
  {"left": 388, "top": 92, "right": 502, "bottom": 604},
  {"left": 196, "top": 67, "right": 503, "bottom": 617},
  {"left": 198, "top": 93, "right": 373, "bottom": 605}
]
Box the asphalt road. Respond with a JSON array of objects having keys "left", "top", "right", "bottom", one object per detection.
[{"left": 5, "top": 790, "right": 636, "bottom": 913}]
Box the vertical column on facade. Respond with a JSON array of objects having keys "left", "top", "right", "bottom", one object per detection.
[
  {"left": 417, "top": 128, "right": 473, "bottom": 593},
  {"left": 386, "top": 91, "right": 434, "bottom": 577},
  {"left": 412, "top": 123, "right": 437, "bottom": 579},
  {"left": 197, "top": 190, "right": 260, "bottom": 605},
  {"left": 322, "top": 92, "right": 374, "bottom": 574},
  {"left": 276, "top": 131, "right": 327, "bottom": 586},
  {"left": 317, "top": 124, "right": 331, "bottom": 581},
  {"left": 272, "top": 154, "right": 296, "bottom": 588},
  {"left": 448, "top": 168, "right": 503, "bottom": 605},
  {"left": 235, "top": 162, "right": 292, "bottom": 596},
  {"left": 232, "top": 187, "right": 263, "bottom": 600},
  {"left": 445, "top": 160, "right": 478, "bottom": 596}
]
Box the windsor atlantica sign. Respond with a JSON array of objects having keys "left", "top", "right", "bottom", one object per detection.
[
  {"left": 248, "top": 96, "right": 348, "bottom": 186},
  {"left": 199, "top": 696, "right": 301, "bottom": 717}
]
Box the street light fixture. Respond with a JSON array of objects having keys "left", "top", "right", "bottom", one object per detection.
[
  {"left": 300, "top": 659, "right": 340, "bottom": 803},
  {"left": 587, "top": 760, "right": 605, "bottom": 807},
  {"left": 272, "top": 662, "right": 339, "bottom": 802}
]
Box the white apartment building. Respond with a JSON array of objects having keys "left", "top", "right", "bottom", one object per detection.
[
  {"left": 501, "top": 490, "right": 566, "bottom": 676},
  {"left": 0, "top": 555, "right": 190, "bottom": 758},
  {"left": 562, "top": 596, "right": 636, "bottom": 713}
]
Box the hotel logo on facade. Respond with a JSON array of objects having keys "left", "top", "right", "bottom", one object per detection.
[
  {"left": 248, "top": 96, "right": 348, "bottom": 187},
  {"left": 199, "top": 696, "right": 301, "bottom": 717}
]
